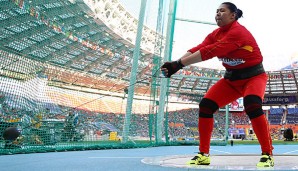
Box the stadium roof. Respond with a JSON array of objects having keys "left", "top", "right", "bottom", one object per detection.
[{"left": 0, "top": 0, "right": 298, "bottom": 103}]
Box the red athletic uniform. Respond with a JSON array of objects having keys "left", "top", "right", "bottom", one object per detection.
[{"left": 188, "top": 21, "right": 273, "bottom": 155}]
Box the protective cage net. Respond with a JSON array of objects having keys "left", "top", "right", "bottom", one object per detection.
[{"left": 0, "top": 0, "right": 228, "bottom": 155}]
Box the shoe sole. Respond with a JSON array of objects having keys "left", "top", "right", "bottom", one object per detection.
[
  {"left": 187, "top": 163, "right": 211, "bottom": 165},
  {"left": 187, "top": 162, "right": 210, "bottom": 165}
]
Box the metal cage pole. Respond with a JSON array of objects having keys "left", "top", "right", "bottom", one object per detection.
[
  {"left": 122, "top": 0, "right": 147, "bottom": 143},
  {"left": 156, "top": 0, "right": 177, "bottom": 144}
]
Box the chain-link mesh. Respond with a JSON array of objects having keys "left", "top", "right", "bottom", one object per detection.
[{"left": 0, "top": 0, "right": 231, "bottom": 155}]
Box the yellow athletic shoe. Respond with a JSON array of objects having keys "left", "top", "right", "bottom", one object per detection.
[
  {"left": 186, "top": 153, "right": 210, "bottom": 165},
  {"left": 256, "top": 154, "right": 274, "bottom": 167}
]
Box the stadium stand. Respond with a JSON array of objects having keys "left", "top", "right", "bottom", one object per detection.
[{"left": 0, "top": 0, "right": 298, "bottom": 155}]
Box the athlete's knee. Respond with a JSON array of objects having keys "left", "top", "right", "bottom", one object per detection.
[
  {"left": 199, "top": 98, "right": 219, "bottom": 118},
  {"left": 244, "top": 95, "right": 264, "bottom": 119}
]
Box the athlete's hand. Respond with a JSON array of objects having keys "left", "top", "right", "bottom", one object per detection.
[{"left": 160, "top": 59, "right": 184, "bottom": 78}]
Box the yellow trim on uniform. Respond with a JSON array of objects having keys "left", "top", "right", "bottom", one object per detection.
[{"left": 241, "top": 45, "right": 253, "bottom": 52}]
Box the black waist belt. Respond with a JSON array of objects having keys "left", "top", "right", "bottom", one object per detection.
[{"left": 224, "top": 63, "right": 265, "bottom": 81}]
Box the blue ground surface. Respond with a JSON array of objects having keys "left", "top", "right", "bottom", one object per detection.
[{"left": 0, "top": 145, "right": 297, "bottom": 171}]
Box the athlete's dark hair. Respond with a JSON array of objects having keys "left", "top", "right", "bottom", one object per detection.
[{"left": 222, "top": 2, "right": 243, "bottom": 20}]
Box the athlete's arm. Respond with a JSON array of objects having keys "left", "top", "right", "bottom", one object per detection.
[
  {"left": 199, "top": 28, "right": 245, "bottom": 61},
  {"left": 179, "top": 50, "right": 203, "bottom": 66},
  {"left": 179, "top": 32, "right": 215, "bottom": 66},
  {"left": 180, "top": 28, "right": 244, "bottom": 66},
  {"left": 187, "top": 32, "right": 215, "bottom": 53}
]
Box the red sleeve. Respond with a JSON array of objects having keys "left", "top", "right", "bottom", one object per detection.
[
  {"left": 199, "top": 28, "right": 244, "bottom": 61},
  {"left": 187, "top": 33, "right": 214, "bottom": 53}
]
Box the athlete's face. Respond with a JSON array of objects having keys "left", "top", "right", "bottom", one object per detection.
[{"left": 215, "top": 4, "right": 236, "bottom": 27}]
